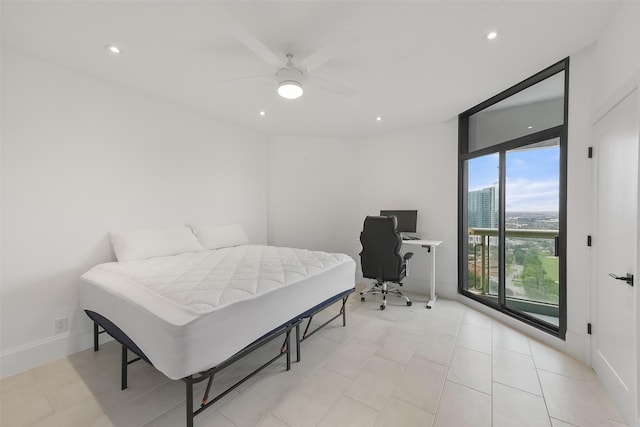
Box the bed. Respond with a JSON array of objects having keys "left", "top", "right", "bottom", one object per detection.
[{"left": 79, "top": 225, "right": 355, "bottom": 426}]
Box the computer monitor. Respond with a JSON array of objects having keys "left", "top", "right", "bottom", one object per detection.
[{"left": 379, "top": 210, "right": 418, "bottom": 233}]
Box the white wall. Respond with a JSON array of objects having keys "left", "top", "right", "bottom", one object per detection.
[
  {"left": 592, "top": 1, "right": 640, "bottom": 112},
  {"left": 356, "top": 123, "right": 459, "bottom": 297},
  {"left": 0, "top": 48, "right": 268, "bottom": 377},
  {"left": 564, "top": 45, "right": 596, "bottom": 361},
  {"left": 267, "top": 136, "right": 359, "bottom": 258},
  {"left": 267, "top": 122, "right": 459, "bottom": 298}
]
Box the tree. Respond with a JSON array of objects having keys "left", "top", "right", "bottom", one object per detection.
[
  {"left": 521, "top": 249, "right": 545, "bottom": 300},
  {"left": 513, "top": 246, "right": 526, "bottom": 264}
]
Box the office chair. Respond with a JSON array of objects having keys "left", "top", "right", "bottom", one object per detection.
[{"left": 359, "top": 215, "right": 413, "bottom": 310}]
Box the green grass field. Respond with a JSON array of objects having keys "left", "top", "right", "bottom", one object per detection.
[{"left": 540, "top": 254, "right": 559, "bottom": 282}]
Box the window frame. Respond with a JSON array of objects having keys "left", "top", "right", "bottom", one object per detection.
[{"left": 457, "top": 58, "right": 569, "bottom": 339}]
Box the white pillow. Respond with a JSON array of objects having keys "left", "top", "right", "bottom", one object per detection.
[
  {"left": 110, "top": 226, "right": 204, "bottom": 262},
  {"left": 189, "top": 223, "right": 250, "bottom": 250}
]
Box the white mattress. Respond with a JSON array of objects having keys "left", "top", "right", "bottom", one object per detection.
[{"left": 80, "top": 245, "right": 355, "bottom": 380}]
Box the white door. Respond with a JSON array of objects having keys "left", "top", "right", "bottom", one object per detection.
[{"left": 592, "top": 87, "right": 639, "bottom": 427}]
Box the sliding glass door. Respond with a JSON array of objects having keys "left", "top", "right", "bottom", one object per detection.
[
  {"left": 504, "top": 140, "right": 560, "bottom": 326},
  {"left": 459, "top": 59, "right": 567, "bottom": 338}
]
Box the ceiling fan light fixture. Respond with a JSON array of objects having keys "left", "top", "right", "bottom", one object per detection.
[
  {"left": 278, "top": 81, "right": 303, "bottom": 99},
  {"left": 276, "top": 66, "right": 304, "bottom": 99}
]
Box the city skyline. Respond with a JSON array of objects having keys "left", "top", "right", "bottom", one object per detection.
[{"left": 468, "top": 145, "right": 559, "bottom": 213}]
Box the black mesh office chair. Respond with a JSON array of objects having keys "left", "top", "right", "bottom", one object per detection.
[{"left": 359, "top": 215, "right": 413, "bottom": 310}]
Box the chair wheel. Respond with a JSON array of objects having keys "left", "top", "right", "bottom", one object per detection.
[
  {"left": 407, "top": 301, "right": 412, "bottom": 306},
  {"left": 361, "top": 297, "right": 365, "bottom": 302},
  {"left": 380, "top": 304, "right": 385, "bottom": 310}
]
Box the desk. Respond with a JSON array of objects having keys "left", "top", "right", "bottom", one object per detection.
[{"left": 402, "top": 239, "right": 443, "bottom": 308}]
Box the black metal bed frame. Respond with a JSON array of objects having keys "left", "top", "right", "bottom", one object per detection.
[{"left": 87, "top": 287, "right": 354, "bottom": 427}]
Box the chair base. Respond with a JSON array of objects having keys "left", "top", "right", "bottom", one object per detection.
[{"left": 360, "top": 281, "right": 412, "bottom": 310}]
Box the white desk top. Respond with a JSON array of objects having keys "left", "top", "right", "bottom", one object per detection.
[{"left": 402, "top": 239, "right": 443, "bottom": 247}]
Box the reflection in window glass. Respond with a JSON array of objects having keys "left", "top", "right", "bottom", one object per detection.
[{"left": 469, "top": 72, "right": 565, "bottom": 151}]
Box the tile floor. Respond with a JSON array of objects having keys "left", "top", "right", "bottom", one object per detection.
[{"left": 0, "top": 293, "right": 631, "bottom": 427}]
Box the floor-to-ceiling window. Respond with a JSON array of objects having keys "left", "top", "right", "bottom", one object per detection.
[{"left": 458, "top": 59, "right": 568, "bottom": 338}]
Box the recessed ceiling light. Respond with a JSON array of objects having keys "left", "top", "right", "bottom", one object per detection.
[
  {"left": 259, "top": 111, "right": 266, "bottom": 116},
  {"left": 106, "top": 45, "right": 122, "bottom": 54},
  {"left": 527, "top": 125, "right": 533, "bottom": 129},
  {"left": 376, "top": 116, "right": 382, "bottom": 122},
  {"left": 486, "top": 31, "right": 498, "bottom": 40}
]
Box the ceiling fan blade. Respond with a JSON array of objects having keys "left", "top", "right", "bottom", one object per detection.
[
  {"left": 306, "top": 75, "right": 357, "bottom": 98},
  {"left": 300, "top": 31, "right": 357, "bottom": 72},
  {"left": 226, "top": 23, "right": 285, "bottom": 69}
]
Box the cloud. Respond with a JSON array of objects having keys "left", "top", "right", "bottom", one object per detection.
[{"left": 505, "top": 178, "right": 558, "bottom": 212}]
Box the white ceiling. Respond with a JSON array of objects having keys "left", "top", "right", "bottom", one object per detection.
[{"left": 1, "top": 1, "right": 619, "bottom": 137}]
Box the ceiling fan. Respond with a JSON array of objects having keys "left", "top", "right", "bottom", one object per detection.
[{"left": 226, "top": 23, "right": 357, "bottom": 99}]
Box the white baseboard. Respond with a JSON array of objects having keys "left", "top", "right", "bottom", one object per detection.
[{"left": 0, "top": 329, "right": 108, "bottom": 378}]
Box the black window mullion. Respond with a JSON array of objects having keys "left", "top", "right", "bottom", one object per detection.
[
  {"left": 557, "top": 66, "right": 569, "bottom": 339},
  {"left": 458, "top": 158, "right": 468, "bottom": 294},
  {"left": 460, "top": 125, "right": 564, "bottom": 161},
  {"left": 498, "top": 151, "right": 507, "bottom": 308}
]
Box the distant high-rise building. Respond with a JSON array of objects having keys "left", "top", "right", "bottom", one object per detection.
[{"left": 468, "top": 184, "right": 498, "bottom": 228}]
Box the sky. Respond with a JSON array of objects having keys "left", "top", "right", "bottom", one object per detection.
[{"left": 468, "top": 145, "right": 560, "bottom": 212}]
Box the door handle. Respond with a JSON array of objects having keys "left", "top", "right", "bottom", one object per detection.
[{"left": 609, "top": 273, "right": 634, "bottom": 286}]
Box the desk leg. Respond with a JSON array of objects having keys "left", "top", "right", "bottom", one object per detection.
[{"left": 426, "top": 246, "right": 437, "bottom": 309}]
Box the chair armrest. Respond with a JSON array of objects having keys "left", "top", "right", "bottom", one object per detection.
[{"left": 404, "top": 252, "right": 414, "bottom": 261}]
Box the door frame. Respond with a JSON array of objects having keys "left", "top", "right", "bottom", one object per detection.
[{"left": 590, "top": 72, "right": 640, "bottom": 427}]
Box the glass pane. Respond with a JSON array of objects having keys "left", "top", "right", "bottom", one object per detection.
[
  {"left": 469, "top": 72, "right": 565, "bottom": 151},
  {"left": 504, "top": 139, "right": 560, "bottom": 326},
  {"left": 466, "top": 154, "right": 499, "bottom": 304}
]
